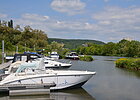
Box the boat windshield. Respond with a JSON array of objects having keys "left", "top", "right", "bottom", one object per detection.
[
  {"left": 16, "top": 58, "right": 45, "bottom": 73},
  {"left": 16, "top": 62, "right": 38, "bottom": 73},
  {"left": 15, "top": 55, "right": 27, "bottom": 62},
  {"left": 10, "top": 67, "right": 18, "bottom": 73}
]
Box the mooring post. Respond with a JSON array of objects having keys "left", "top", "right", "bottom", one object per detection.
[
  {"left": 16, "top": 45, "right": 18, "bottom": 54},
  {"left": 2, "top": 40, "right": 4, "bottom": 64},
  {"left": 25, "top": 43, "right": 26, "bottom": 52}
]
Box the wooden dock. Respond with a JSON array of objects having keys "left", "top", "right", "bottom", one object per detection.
[{"left": 0, "top": 83, "right": 56, "bottom": 96}]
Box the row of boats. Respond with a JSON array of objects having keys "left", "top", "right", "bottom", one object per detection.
[
  {"left": 0, "top": 52, "right": 96, "bottom": 90},
  {"left": 49, "top": 51, "right": 80, "bottom": 60}
]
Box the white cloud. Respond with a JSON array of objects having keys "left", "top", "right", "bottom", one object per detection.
[
  {"left": 14, "top": 6, "right": 140, "bottom": 42},
  {"left": 14, "top": 13, "right": 98, "bottom": 40},
  {"left": 92, "top": 6, "right": 140, "bottom": 41},
  {"left": 22, "top": 13, "right": 49, "bottom": 21},
  {"left": 0, "top": 13, "right": 7, "bottom": 18},
  {"left": 51, "top": 0, "right": 86, "bottom": 15}
]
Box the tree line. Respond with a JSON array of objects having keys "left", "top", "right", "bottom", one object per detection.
[
  {"left": 76, "top": 39, "right": 140, "bottom": 57},
  {"left": 0, "top": 20, "right": 48, "bottom": 52},
  {"left": 48, "top": 38, "right": 105, "bottom": 49}
]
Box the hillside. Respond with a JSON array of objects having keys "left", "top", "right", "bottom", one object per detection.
[{"left": 48, "top": 38, "right": 105, "bottom": 49}]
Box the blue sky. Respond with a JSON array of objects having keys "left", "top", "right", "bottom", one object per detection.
[{"left": 0, "top": 0, "right": 140, "bottom": 42}]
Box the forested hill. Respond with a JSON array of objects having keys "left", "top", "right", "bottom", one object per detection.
[{"left": 48, "top": 38, "right": 105, "bottom": 49}]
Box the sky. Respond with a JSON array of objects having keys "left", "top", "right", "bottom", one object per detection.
[{"left": 0, "top": 0, "right": 140, "bottom": 43}]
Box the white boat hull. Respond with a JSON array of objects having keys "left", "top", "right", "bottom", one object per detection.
[
  {"left": 0, "top": 70, "right": 95, "bottom": 90},
  {"left": 44, "top": 59, "right": 72, "bottom": 69},
  {"left": 45, "top": 63, "right": 72, "bottom": 69}
]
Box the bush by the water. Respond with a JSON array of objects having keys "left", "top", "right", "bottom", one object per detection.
[
  {"left": 79, "top": 55, "right": 94, "bottom": 61},
  {"left": 115, "top": 58, "right": 140, "bottom": 70}
]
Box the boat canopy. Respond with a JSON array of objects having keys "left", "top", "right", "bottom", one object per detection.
[
  {"left": 16, "top": 58, "right": 45, "bottom": 73},
  {"left": 16, "top": 62, "right": 37, "bottom": 73}
]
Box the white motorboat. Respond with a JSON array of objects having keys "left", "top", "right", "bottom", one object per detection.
[
  {"left": 65, "top": 52, "right": 79, "bottom": 60},
  {"left": 5, "top": 56, "right": 14, "bottom": 62},
  {"left": 50, "top": 52, "right": 59, "bottom": 60},
  {"left": 44, "top": 59, "right": 72, "bottom": 69},
  {"left": 0, "top": 59, "right": 96, "bottom": 90}
]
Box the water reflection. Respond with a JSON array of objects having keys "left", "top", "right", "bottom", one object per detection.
[
  {"left": 116, "top": 67, "right": 140, "bottom": 78},
  {"left": 0, "top": 88, "right": 95, "bottom": 100},
  {"left": 50, "top": 88, "right": 95, "bottom": 100}
]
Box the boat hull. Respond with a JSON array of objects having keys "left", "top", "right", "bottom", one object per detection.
[
  {"left": 65, "top": 56, "right": 79, "bottom": 60},
  {"left": 0, "top": 71, "right": 95, "bottom": 90},
  {"left": 45, "top": 64, "right": 72, "bottom": 69}
]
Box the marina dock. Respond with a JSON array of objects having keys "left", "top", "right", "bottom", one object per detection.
[{"left": 0, "top": 83, "right": 56, "bottom": 96}]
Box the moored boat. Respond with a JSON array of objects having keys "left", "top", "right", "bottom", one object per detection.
[
  {"left": 65, "top": 52, "right": 79, "bottom": 60},
  {"left": 0, "top": 58, "right": 96, "bottom": 90},
  {"left": 50, "top": 52, "right": 59, "bottom": 60}
]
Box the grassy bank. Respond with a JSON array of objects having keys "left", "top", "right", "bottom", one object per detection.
[
  {"left": 115, "top": 58, "right": 140, "bottom": 71},
  {"left": 79, "top": 55, "right": 94, "bottom": 61}
]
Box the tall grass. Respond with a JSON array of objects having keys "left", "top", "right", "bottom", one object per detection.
[
  {"left": 115, "top": 58, "right": 140, "bottom": 70},
  {"left": 79, "top": 55, "right": 94, "bottom": 61}
]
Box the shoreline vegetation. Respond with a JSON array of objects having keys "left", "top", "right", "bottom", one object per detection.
[
  {"left": 115, "top": 58, "right": 140, "bottom": 71},
  {"left": 79, "top": 55, "right": 94, "bottom": 61}
]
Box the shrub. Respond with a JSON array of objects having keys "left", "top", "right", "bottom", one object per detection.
[
  {"left": 115, "top": 58, "right": 140, "bottom": 70},
  {"left": 79, "top": 55, "right": 94, "bottom": 61}
]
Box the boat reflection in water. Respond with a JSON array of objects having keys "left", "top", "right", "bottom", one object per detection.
[
  {"left": 4, "top": 88, "right": 95, "bottom": 100},
  {"left": 50, "top": 88, "right": 95, "bottom": 100}
]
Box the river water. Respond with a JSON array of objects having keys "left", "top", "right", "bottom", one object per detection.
[{"left": 1, "top": 56, "right": 140, "bottom": 100}]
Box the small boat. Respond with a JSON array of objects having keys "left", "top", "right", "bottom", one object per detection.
[
  {"left": 0, "top": 58, "right": 96, "bottom": 90},
  {"left": 44, "top": 58, "right": 72, "bottom": 69},
  {"left": 5, "top": 56, "right": 14, "bottom": 62},
  {"left": 50, "top": 52, "right": 59, "bottom": 60},
  {"left": 65, "top": 52, "right": 79, "bottom": 60}
]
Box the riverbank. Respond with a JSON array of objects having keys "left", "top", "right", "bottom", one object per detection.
[{"left": 115, "top": 58, "right": 140, "bottom": 71}]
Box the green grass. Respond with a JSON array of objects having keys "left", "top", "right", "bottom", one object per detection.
[{"left": 115, "top": 58, "right": 140, "bottom": 70}]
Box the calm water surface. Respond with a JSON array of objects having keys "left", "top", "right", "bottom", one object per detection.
[{"left": 1, "top": 56, "right": 140, "bottom": 100}]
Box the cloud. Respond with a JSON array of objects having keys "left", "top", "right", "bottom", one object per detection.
[
  {"left": 0, "top": 13, "right": 8, "bottom": 18},
  {"left": 92, "top": 6, "right": 140, "bottom": 41},
  {"left": 14, "top": 6, "right": 140, "bottom": 42},
  {"left": 104, "top": 0, "right": 109, "bottom": 2},
  {"left": 14, "top": 13, "right": 98, "bottom": 40},
  {"left": 51, "top": 0, "right": 86, "bottom": 15},
  {"left": 22, "top": 13, "right": 49, "bottom": 21}
]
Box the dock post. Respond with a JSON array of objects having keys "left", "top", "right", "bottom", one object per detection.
[
  {"left": 2, "top": 40, "right": 4, "bottom": 64},
  {"left": 16, "top": 46, "right": 18, "bottom": 54}
]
